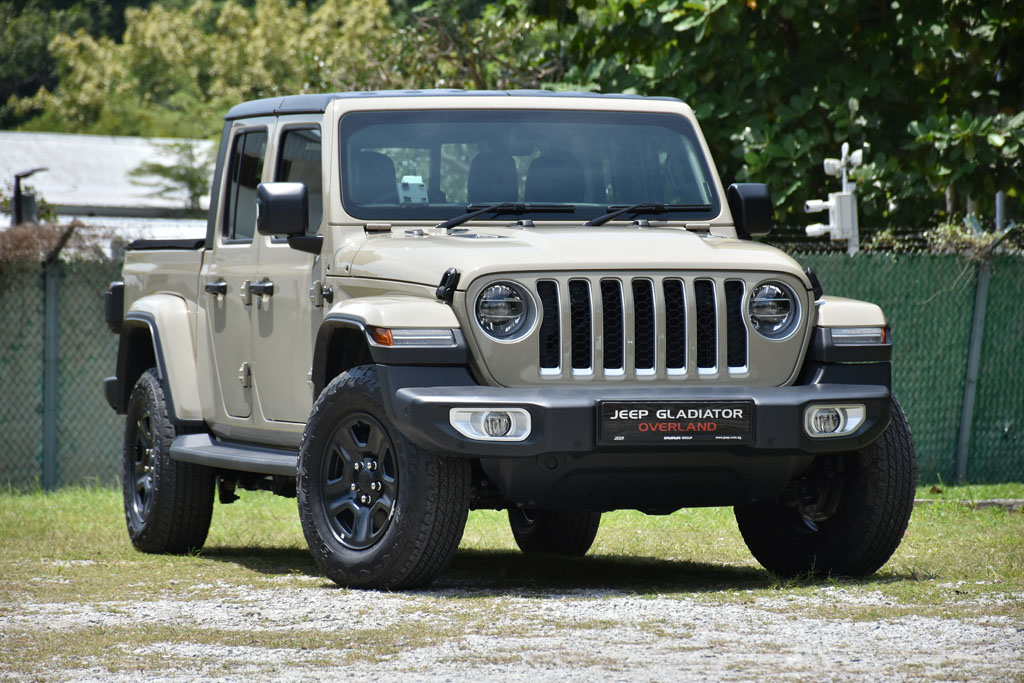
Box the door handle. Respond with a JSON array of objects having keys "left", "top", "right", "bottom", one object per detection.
[
  {"left": 204, "top": 280, "right": 228, "bottom": 296},
  {"left": 248, "top": 281, "right": 275, "bottom": 297}
]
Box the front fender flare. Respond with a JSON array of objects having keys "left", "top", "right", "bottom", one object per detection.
[{"left": 311, "top": 296, "right": 467, "bottom": 396}]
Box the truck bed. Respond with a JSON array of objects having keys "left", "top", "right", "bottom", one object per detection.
[{"left": 122, "top": 244, "right": 204, "bottom": 308}]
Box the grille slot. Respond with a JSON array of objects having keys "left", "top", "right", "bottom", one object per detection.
[
  {"left": 568, "top": 279, "right": 592, "bottom": 372},
  {"left": 530, "top": 274, "right": 753, "bottom": 380},
  {"left": 664, "top": 279, "right": 686, "bottom": 372},
  {"left": 537, "top": 280, "right": 560, "bottom": 371},
  {"left": 725, "top": 280, "right": 747, "bottom": 370},
  {"left": 631, "top": 279, "right": 656, "bottom": 373},
  {"left": 600, "top": 279, "right": 624, "bottom": 372},
  {"left": 694, "top": 279, "right": 717, "bottom": 371}
]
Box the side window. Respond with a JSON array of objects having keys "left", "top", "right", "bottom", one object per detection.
[
  {"left": 276, "top": 127, "right": 323, "bottom": 234},
  {"left": 223, "top": 129, "right": 268, "bottom": 242}
]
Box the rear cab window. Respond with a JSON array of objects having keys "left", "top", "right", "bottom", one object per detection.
[{"left": 223, "top": 129, "right": 268, "bottom": 242}]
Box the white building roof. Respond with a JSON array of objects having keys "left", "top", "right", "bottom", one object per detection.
[{"left": 0, "top": 131, "right": 214, "bottom": 216}]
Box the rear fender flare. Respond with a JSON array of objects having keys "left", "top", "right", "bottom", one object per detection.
[{"left": 114, "top": 295, "right": 202, "bottom": 424}]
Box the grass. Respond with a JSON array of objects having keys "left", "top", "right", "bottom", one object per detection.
[{"left": 1, "top": 484, "right": 1022, "bottom": 677}]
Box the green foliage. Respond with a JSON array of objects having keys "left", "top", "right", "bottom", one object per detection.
[
  {"left": 386, "top": 0, "right": 564, "bottom": 90},
  {"left": 4, "top": 0, "right": 1022, "bottom": 231},
  {"left": 909, "top": 111, "right": 1024, "bottom": 211},
  {"left": 10, "top": 0, "right": 397, "bottom": 138},
  {"left": 128, "top": 140, "right": 214, "bottom": 210},
  {"left": 922, "top": 218, "right": 1021, "bottom": 260},
  {"left": 555, "top": 0, "right": 1022, "bottom": 227}
]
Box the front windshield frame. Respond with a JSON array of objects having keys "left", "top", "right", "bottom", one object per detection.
[{"left": 338, "top": 108, "right": 722, "bottom": 223}]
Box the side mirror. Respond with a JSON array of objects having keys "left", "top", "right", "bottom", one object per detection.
[
  {"left": 726, "top": 183, "right": 772, "bottom": 238},
  {"left": 256, "top": 182, "right": 308, "bottom": 237}
]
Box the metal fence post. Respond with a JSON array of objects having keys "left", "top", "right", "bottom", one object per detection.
[
  {"left": 40, "top": 225, "right": 75, "bottom": 490},
  {"left": 954, "top": 193, "right": 1006, "bottom": 484},
  {"left": 955, "top": 259, "right": 989, "bottom": 484},
  {"left": 41, "top": 259, "right": 59, "bottom": 490}
]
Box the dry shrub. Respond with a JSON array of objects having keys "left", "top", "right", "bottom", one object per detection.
[{"left": 0, "top": 221, "right": 116, "bottom": 263}]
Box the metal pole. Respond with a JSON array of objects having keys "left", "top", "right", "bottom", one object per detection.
[
  {"left": 12, "top": 168, "right": 48, "bottom": 226},
  {"left": 39, "top": 224, "right": 74, "bottom": 491},
  {"left": 41, "top": 260, "right": 59, "bottom": 490},
  {"left": 954, "top": 192, "right": 1004, "bottom": 484},
  {"left": 955, "top": 260, "right": 989, "bottom": 484},
  {"left": 12, "top": 176, "right": 22, "bottom": 226}
]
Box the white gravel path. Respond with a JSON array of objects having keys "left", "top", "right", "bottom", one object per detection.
[{"left": 3, "top": 578, "right": 1022, "bottom": 681}]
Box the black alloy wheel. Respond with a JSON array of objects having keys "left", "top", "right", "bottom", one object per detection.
[
  {"left": 297, "top": 364, "right": 471, "bottom": 589},
  {"left": 319, "top": 413, "right": 399, "bottom": 550},
  {"left": 127, "top": 403, "right": 158, "bottom": 527}
]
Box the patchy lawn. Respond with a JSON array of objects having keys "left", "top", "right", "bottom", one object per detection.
[{"left": 1, "top": 484, "right": 1021, "bottom": 680}]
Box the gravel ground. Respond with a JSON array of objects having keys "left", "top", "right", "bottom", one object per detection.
[{"left": 3, "top": 577, "right": 1022, "bottom": 681}]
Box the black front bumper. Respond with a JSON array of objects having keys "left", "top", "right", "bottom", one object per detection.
[
  {"left": 377, "top": 365, "right": 892, "bottom": 510},
  {"left": 379, "top": 366, "right": 891, "bottom": 459}
]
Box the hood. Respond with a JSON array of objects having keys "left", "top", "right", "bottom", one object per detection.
[{"left": 341, "top": 225, "right": 809, "bottom": 291}]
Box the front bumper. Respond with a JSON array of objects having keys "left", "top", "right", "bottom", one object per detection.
[
  {"left": 378, "top": 366, "right": 892, "bottom": 458},
  {"left": 378, "top": 365, "right": 892, "bottom": 509}
]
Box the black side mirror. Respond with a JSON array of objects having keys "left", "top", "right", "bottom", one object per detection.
[
  {"left": 257, "top": 182, "right": 308, "bottom": 237},
  {"left": 726, "top": 183, "right": 772, "bottom": 238}
]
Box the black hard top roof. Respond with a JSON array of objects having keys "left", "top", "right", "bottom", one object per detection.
[{"left": 224, "top": 89, "right": 681, "bottom": 120}]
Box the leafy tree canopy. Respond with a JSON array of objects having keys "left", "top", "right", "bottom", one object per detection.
[{"left": 3, "top": 0, "right": 1020, "bottom": 228}]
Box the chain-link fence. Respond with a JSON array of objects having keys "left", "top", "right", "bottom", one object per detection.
[
  {"left": 0, "top": 254, "right": 1021, "bottom": 489},
  {"left": 1, "top": 260, "right": 122, "bottom": 489},
  {"left": 801, "top": 253, "right": 1024, "bottom": 483}
]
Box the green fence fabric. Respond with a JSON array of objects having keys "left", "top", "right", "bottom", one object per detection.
[
  {"left": 56, "top": 261, "right": 125, "bottom": 487},
  {"left": 968, "top": 256, "right": 1024, "bottom": 482},
  {"left": 801, "top": 253, "right": 980, "bottom": 483},
  {"left": 0, "top": 262, "right": 45, "bottom": 489},
  {"left": 0, "top": 255, "right": 1020, "bottom": 489}
]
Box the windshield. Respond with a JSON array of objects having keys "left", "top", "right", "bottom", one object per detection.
[{"left": 339, "top": 109, "right": 721, "bottom": 222}]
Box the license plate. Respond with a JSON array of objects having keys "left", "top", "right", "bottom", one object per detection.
[{"left": 598, "top": 401, "right": 754, "bottom": 445}]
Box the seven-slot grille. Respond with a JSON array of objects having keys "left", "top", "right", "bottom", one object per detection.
[{"left": 536, "top": 275, "right": 748, "bottom": 379}]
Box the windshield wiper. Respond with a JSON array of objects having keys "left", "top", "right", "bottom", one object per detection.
[
  {"left": 584, "top": 203, "right": 713, "bottom": 227},
  {"left": 436, "top": 203, "right": 575, "bottom": 231}
]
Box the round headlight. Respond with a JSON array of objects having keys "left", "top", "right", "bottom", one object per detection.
[
  {"left": 748, "top": 281, "right": 799, "bottom": 339},
  {"left": 476, "top": 283, "right": 530, "bottom": 340}
]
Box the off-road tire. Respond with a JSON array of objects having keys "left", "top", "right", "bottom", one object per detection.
[
  {"left": 734, "top": 397, "right": 916, "bottom": 577},
  {"left": 508, "top": 508, "right": 602, "bottom": 556},
  {"left": 122, "top": 368, "right": 214, "bottom": 554},
  {"left": 297, "top": 365, "right": 470, "bottom": 589}
]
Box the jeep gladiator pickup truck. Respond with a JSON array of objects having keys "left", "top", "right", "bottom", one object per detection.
[{"left": 105, "top": 90, "right": 915, "bottom": 588}]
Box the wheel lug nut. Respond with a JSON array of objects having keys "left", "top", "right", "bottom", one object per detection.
[
  {"left": 368, "top": 461, "right": 378, "bottom": 471},
  {"left": 371, "top": 482, "right": 382, "bottom": 491},
  {"left": 359, "top": 494, "right": 371, "bottom": 505},
  {"left": 350, "top": 483, "right": 358, "bottom": 491},
  {"left": 353, "top": 462, "right": 363, "bottom": 472}
]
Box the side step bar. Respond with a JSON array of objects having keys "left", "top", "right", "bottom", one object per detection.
[{"left": 170, "top": 433, "right": 298, "bottom": 476}]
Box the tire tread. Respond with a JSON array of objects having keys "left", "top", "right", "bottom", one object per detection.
[{"left": 123, "top": 369, "right": 214, "bottom": 554}]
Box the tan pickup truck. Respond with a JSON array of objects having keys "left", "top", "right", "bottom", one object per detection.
[{"left": 105, "top": 90, "right": 915, "bottom": 589}]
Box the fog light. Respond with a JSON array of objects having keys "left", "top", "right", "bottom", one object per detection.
[
  {"left": 450, "top": 407, "right": 531, "bottom": 442},
  {"left": 484, "top": 411, "right": 512, "bottom": 437},
  {"left": 804, "top": 404, "right": 866, "bottom": 438},
  {"left": 811, "top": 408, "right": 841, "bottom": 434}
]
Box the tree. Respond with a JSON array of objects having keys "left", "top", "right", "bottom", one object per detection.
[
  {"left": 551, "top": 0, "right": 1022, "bottom": 228},
  {"left": 9, "top": 0, "right": 397, "bottom": 138},
  {"left": 128, "top": 140, "right": 214, "bottom": 211}
]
